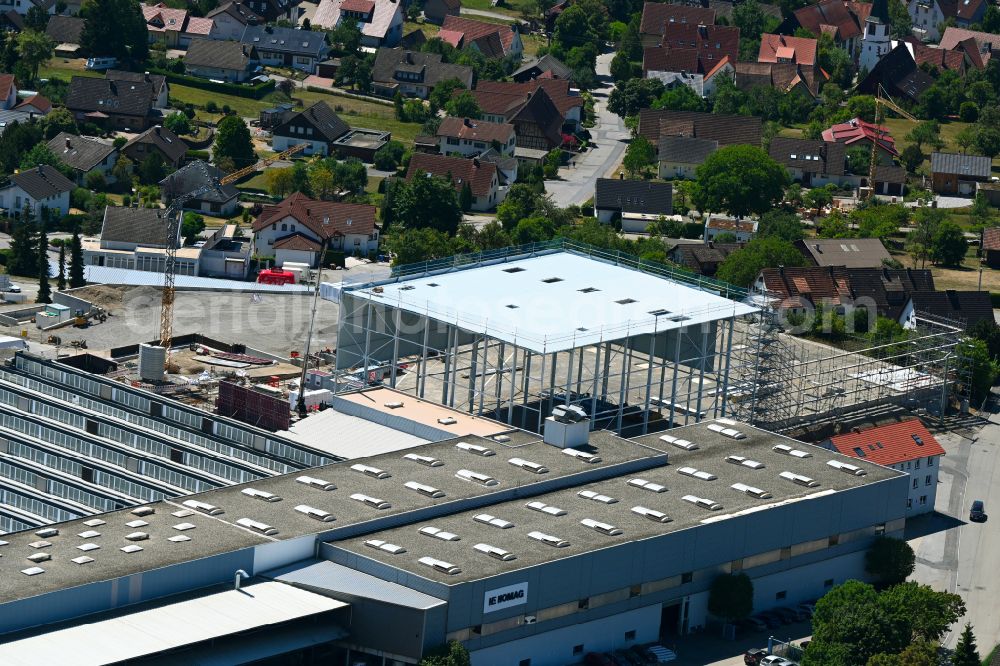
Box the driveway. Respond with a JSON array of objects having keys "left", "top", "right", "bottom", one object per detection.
[
  {"left": 546, "top": 51, "right": 629, "bottom": 208},
  {"left": 908, "top": 408, "right": 1000, "bottom": 650},
  {"left": 459, "top": 7, "right": 524, "bottom": 22}
]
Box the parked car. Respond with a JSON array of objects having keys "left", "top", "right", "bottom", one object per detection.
[
  {"left": 85, "top": 56, "right": 118, "bottom": 70},
  {"left": 741, "top": 616, "right": 770, "bottom": 632},
  {"left": 970, "top": 500, "right": 987, "bottom": 522},
  {"left": 755, "top": 611, "right": 785, "bottom": 628},
  {"left": 760, "top": 656, "right": 790, "bottom": 666},
  {"left": 771, "top": 607, "right": 801, "bottom": 623},
  {"left": 3, "top": 283, "right": 20, "bottom": 293},
  {"left": 745, "top": 648, "right": 768, "bottom": 665}
]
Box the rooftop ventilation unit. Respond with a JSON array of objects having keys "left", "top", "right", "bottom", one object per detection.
[
  {"left": 418, "top": 556, "right": 461, "bottom": 575},
  {"left": 77, "top": 530, "right": 100, "bottom": 539},
  {"left": 77, "top": 543, "right": 99, "bottom": 552},
  {"left": 35, "top": 528, "right": 58, "bottom": 538},
  {"left": 455, "top": 442, "right": 495, "bottom": 456},
  {"left": 241, "top": 488, "right": 282, "bottom": 502},
  {"left": 659, "top": 433, "right": 698, "bottom": 451},
  {"left": 552, "top": 404, "right": 588, "bottom": 423},
  {"left": 126, "top": 520, "right": 148, "bottom": 528},
  {"left": 631, "top": 506, "right": 672, "bottom": 523},
  {"left": 405, "top": 481, "right": 446, "bottom": 498},
  {"left": 71, "top": 556, "right": 94, "bottom": 565},
  {"left": 628, "top": 478, "right": 668, "bottom": 493},
  {"left": 384, "top": 401, "right": 404, "bottom": 409},
  {"left": 455, "top": 469, "right": 499, "bottom": 487},
  {"left": 528, "top": 531, "right": 570, "bottom": 548},
  {"left": 21, "top": 567, "right": 45, "bottom": 576},
  {"left": 562, "top": 448, "right": 601, "bottom": 463},
  {"left": 493, "top": 434, "right": 511, "bottom": 443},
  {"left": 172, "top": 510, "right": 194, "bottom": 518},
  {"left": 125, "top": 532, "right": 149, "bottom": 541},
  {"left": 780, "top": 471, "right": 820, "bottom": 488},
  {"left": 474, "top": 543, "right": 516, "bottom": 561},
  {"left": 678, "top": 467, "right": 717, "bottom": 481},
  {"left": 716, "top": 418, "right": 738, "bottom": 425},
  {"left": 236, "top": 518, "right": 279, "bottom": 536},
  {"left": 29, "top": 541, "right": 51, "bottom": 549},
  {"left": 419, "top": 526, "right": 460, "bottom": 541},
  {"left": 294, "top": 505, "right": 335, "bottom": 522},
  {"left": 772, "top": 444, "right": 812, "bottom": 458},
  {"left": 351, "top": 463, "right": 391, "bottom": 479},
  {"left": 474, "top": 513, "right": 513, "bottom": 529},
  {"left": 83, "top": 519, "right": 105, "bottom": 527},
  {"left": 682, "top": 494, "right": 722, "bottom": 510},
  {"left": 731, "top": 483, "right": 772, "bottom": 499},
  {"left": 27, "top": 552, "right": 50, "bottom": 563},
  {"left": 120, "top": 545, "right": 143, "bottom": 553},
  {"left": 580, "top": 518, "right": 623, "bottom": 536},
  {"left": 438, "top": 417, "right": 457, "bottom": 426},
  {"left": 350, "top": 493, "right": 392, "bottom": 510},
  {"left": 403, "top": 453, "right": 444, "bottom": 467},
  {"left": 131, "top": 507, "right": 155, "bottom": 517},
  {"left": 296, "top": 475, "right": 336, "bottom": 491},
  {"left": 168, "top": 535, "right": 191, "bottom": 543},
  {"left": 509, "top": 457, "right": 549, "bottom": 474},
  {"left": 182, "top": 499, "right": 224, "bottom": 515},
  {"left": 827, "top": 460, "right": 867, "bottom": 476},
  {"left": 707, "top": 423, "right": 746, "bottom": 439},
  {"left": 578, "top": 490, "right": 618, "bottom": 504},
  {"left": 173, "top": 523, "right": 196, "bottom": 531},
  {"left": 725, "top": 455, "right": 765, "bottom": 469},
  {"left": 526, "top": 501, "right": 567, "bottom": 516},
  {"left": 365, "top": 539, "right": 406, "bottom": 554}
]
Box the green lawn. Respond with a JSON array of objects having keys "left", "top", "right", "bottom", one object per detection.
[{"left": 234, "top": 171, "right": 270, "bottom": 192}]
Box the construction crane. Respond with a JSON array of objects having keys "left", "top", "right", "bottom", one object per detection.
[
  {"left": 866, "top": 84, "right": 918, "bottom": 200},
  {"left": 158, "top": 142, "right": 311, "bottom": 354}
]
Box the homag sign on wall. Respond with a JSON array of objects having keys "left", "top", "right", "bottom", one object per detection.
[{"left": 483, "top": 582, "right": 529, "bottom": 614}]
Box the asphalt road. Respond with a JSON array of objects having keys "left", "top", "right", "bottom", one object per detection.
[{"left": 545, "top": 51, "right": 629, "bottom": 208}]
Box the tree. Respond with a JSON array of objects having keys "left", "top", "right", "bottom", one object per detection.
[
  {"left": 804, "top": 186, "right": 834, "bottom": 210},
  {"left": 880, "top": 582, "right": 966, "bottom": 642},
  {"left": 459, "top": 181, "right": 472, "bottom": 212},
  {"left": 905, "top": 121, "right": 944, "bottom": 152},
  {"left": 16, "top": 30, "right": 53, "bottom": 84},
  {"left": 181, "top": 212, "right": 206, "bottom": 245},
  {"left": 444, "top": 90, "right": 482, "bottom": 119},
  {"left": 974, "top": 124, "right": 1000, "bottom": 159},
  {"left": 654, "top": 84, "right": 706, "bottom": 112},
  {"left": 806, "top": 581, "right": 910, "bottom": 666},
  {"left": 888, "top": 0, "right": 912, "bottom": 37},
  {"left": 608, "top": 77, "right": 664, "bottom": 119},
  {"left": 327, "top": 21, "right": 361, "bottom": 55},
  {"left": 623, "top": 136, "right": 655, "bottom": 178},
  {"left": 610, "top": 51, "right": 639, "bottom": 81},
  {"left": 898, "top": 143, "right": 923, "bottom": 173},
  {"left": 853, "top": 202, "right": 908, "bottom": 238},
  {"left": 373, "top": 140, "right": 407, "bottom": 172},
  {"left": 85, "top": 170, "right": 106, "bottom": 192},
  {"left": 9, "top": 220, "right": 38, "bottom": 277},
  {"left": 391, "top": 175, "right": 462, "bottom": 234},
  {"left": 428, "top": 77, "right": 467, "bottom": 113},
  {"left": 419, "top": 641, "right": 471, "bottom": 666},
  {"left": 707, "top": 573, "right": 754, "bottom": 622},
  {"left": 907, "top": 206, "right": 945, "bottom": 267},
  {"left": 953, "top": 624, "right": 980, "bottom": 666},
  {"left": 955, "top": 125, "right": 977, "bottom": 154},
  {"left": 56, "top": 243, "right": 66, "bottom": 291},
  {"left": 138, "top": 152, "right": 165, "bottom": 185},
  {"left": 497, "top": 183, "right": 545, "bottom": 229},
  {"left": 931, "top": 220, "right": 967, "bottom": 266},
  {"left": 39, "top": 107, "right": 77, "bottom": 140},
  {"left": 384, "top": 227, "right": 458, "bottom": 265},
  {"left": 959, "top": 337, "right": 998, "bottom": 403},
  {"left": 112, "top": 155, "right": 133, "bottom": 185},
  {"left": 265, "top": 167, "right": 295, "bottom": 197},
  {"left": 69, "top": 227, "right": 85, "bottom": 288},
  {"left": 308, "top": 162, "right": 336, "bottom": 199},
  {"left": 845, "top": 147, "right": 870, "bottom": 175},
  {"left": 692, "top": 145, "right": 789, "bottom": 218},
  {"left": 163, "top": 112, "right": 191, "bottom": 136},
  {"left": 79, "top": 0, "right": 148, "bottom": 62},
  {"left": 36, "top": 223, "right": 50, "bottom": 304},
  {"left": 864, "top": 537, "right": 915, "bottom": 586},
  {"left": 716, "top": 237, "right": 806, "bottom": 287},
  {"left": 758, "top": 209, "right": 804, "bottom": 241},
  {"left": 19, "top": 142, "right": 73, "bottom": 179},
  {"left": 214, "top": 115, "right": 255, "bottom": 169}
]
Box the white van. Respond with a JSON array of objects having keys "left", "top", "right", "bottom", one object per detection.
[{"left": 85, "top": 57, "right": 118, "bottom": 71}]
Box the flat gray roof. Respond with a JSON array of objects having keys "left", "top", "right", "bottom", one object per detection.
[
  {"left": 269, "top": 559, "right": 447, "bottom": 610},
  {"left": 328, "top": 420, "right": 902, "bottom": 584}
]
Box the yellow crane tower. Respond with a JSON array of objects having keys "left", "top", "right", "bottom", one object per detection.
[{"left": 866, "top": 84, "right": 918, "bottom": 199}]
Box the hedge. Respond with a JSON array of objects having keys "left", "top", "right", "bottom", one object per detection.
[
  {"left": 186, "top": 149, "right": 210, "bottom": 161},
  {"left": 150, "top": 69, "right": 276, "bottom": 100},
  {"left": 991, "top": 292, "right": 1000, "bottom": 308}
]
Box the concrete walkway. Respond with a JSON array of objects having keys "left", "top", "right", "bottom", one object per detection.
[{"left": 546, "top": 51, "right": 629, "bottom": 208}]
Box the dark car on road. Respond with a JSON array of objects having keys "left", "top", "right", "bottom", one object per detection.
[
  {"left": 745, "top": 648, "right": 768, "bottom": 665},
  {"left": 971, "top": 500, "right": 987, "bottom": 522}
]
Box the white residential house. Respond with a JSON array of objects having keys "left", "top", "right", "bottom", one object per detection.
[
  {"left": 0, "top": 165, "right": 74, "bottom": 220},
  {"left": 704, "top": 215, "right": 758, "bottom": 242},
  {"left": 436, "top": 117, "right": 516, "bottom": 158}
]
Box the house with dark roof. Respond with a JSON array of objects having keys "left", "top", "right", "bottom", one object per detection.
[
  {"left": 639, "top": 109, "right": 762, "bottom": 152},
  {"left": 65, "top": 76, "right": 158, "bottom": 131},
  {"left": 857, "top": 43, "right": 933, "bottom": 105},
  {"left": 159, "top": 161, "right": 240, "bottom": 217},
  {"left": 657, "top": 23, "right": 740, "bottom": 67},
  {"left": 667, "top": 241, "right": 744, "bottom": 276},
  {"left": 184, "top": 39, "right": 258, "bottom": 82},
  {"left": 897, "top": 36, "right": 966, "bottom": 73},
  {"left": 734, "top": 61, "right": 827, "bottom": 99},
  {"left": 473, "top": 79, "right": 584, "bottom": 131},
  {"left": 639, "top": 2, "right": 716, "bottom": 47},
  {"left": 406, "top": 153, "right": 503, "bottom": 212},
  {"left": 513, "top": 54, "right": 573, "bottom": 83},
  {"left": 982, "top": 228, "right": 1000, "bottom": 268},
  {"left": 45, "top": 15, "right": 84, "bottom": 56},
  {"left": 902, "top": 290, "right": 993, "bottom": 330},
  {"left": 141, "top": 3, "right": 216, "bottom": 47},
  {"left": 206, "top": 1, "right": 262, "bottom": 41},
  {"left": 312, "top": 0, "right": 404, "bottom": 47},
  {"left": 940, "top": 27, "right": 1000, "bottom": 65},
  {"left": 439, "top": 15, "right": 522, "bottom": 59},
  {"left": 0, "top": 165, "right": 74, "bottom": 220},
  {"left": 908, "top": 0, "right": 985, "bottom": 41},
  {"left": 786, "top": 0, "right": 868, "bottom": 54},
  {"left": 930, "top": 152, "right": 991, "bottom": 196},
  {"left": 437, "top": 117, "right": 516, "bottom": 157},
  {"left": 424, "top": 0, "right": 460, "bottom": 24},
  {"left": 83, "top": 206, "right": 203, "bottom": 276},
  {"left": 594, "top": 178, "right": 673, "bottom": 232},
  {"left": 106, "top": 70, "right": 169, "bottom": 110},
  {"left": 252, "top": 192, "right": 379, "bottom": 264},
  {"left": 240, "top": 24, "right": 330, "bottom": 73},
  {"left": 0, "top": 10, "right": 25, "bottom": 31},
  {"left": 46, "top": 133, "right": 118, "bottom": 186},
  {"left": 642, "top": 46, "right": 735, "bottom": 97},
  {"left": 467, "top": 85, "right": 567, "bottom": 151},
  {"left": 271, "top": 101, "right": 350, "bottom": 156},
  {"left": 371, "top": 48, "right": 473, "bottom": 100},
  {"left": 122, "top": 125, "right": 188, "bottom": 169},
  {"left": 795, "top": 238, "right": 892, "bottom": 268},
  {"left": 658, "top": 135, "right": 717, "bottom": 179},
  {"left": 768, "top": 137, "right": 847, "bottom": 188},
  {"left": 822, "top": 419, "right": 944, "bottom": 514}
]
